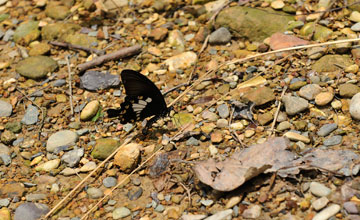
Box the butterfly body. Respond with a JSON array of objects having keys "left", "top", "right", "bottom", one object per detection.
[{"left": 107, "top": 70, "right": 169, "bottom": 127}]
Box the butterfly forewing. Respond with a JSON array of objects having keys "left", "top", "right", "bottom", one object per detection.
[{"left": 107, "top": 70, "right": 168, "bottom": 124}]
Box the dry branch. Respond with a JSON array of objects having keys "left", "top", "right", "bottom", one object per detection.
[{"left": 77, "top": 45, "right": 142, "bottom": 72}]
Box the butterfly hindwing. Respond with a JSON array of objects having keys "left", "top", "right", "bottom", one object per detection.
[{"left": 107, "top": 70, "right": 168, "bottom": 124}]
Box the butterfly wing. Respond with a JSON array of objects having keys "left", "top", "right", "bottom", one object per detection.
[{"left": 107, "top": 70, "right": 168, "bottom": 124}]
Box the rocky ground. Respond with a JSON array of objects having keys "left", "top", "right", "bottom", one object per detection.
[{"left": 2, "top": 0, "right": 360, "bottom": 219}]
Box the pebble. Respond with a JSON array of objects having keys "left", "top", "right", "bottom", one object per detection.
[
  {"left": 80, "top": 71, "right": 120, "bottom": 91},
  {"left": 312, "top": 204, "right": 340, "bottom": 220},
  {"left": 317, "top": 123, "right": 337, "bottom": 137},
  {"left": 271, "top": 0, "right": 284, "bottom": 9},
  {"left": 13, "top": 203, "right": 49, "bottom": 220},
  {"left": 80, "top": 100, "right": 100, "bottom": 121},
  {"left": 186, "top": 137, "right": 200, "bottom": 146},
  {"left": 209, "top": 27, "right": 231, "bottom": 45},
  {"left": 351, "top": 22, "right": 360, "bottom": 31},
  {"left": 230, "top": 122, "right": 244, "bottom": 130},
  {"left": 80, "top": 161, "right": 97, "bottom": 172},
  {"left": 200, "top": 199, "right": 214, "bottom": 206},
  {"left": 181, "top": 214, "right": 208, "bottom": 220},
  {"left": 216, "top": 118, "right": 228, "bottom": 128},
  {"left": 339, "top": 83, "right": 360, "bottom": 98},
  {"left": 46, "top": 130, "right": 78, "bottom": 153},
  {"left": 323, "top": 135, "right": 342, "bottom": 146},
  {"left": 315, "top": 92, "right": 333, "bottom": 106},
  {"left": 208, "top": 145, "right": 218, "bottom": 156},
  {"left": 0, "top": 198, "right": 10, "bottom": 207},
  {"left": 343, "top": 201, "right": 359, "bottom": 214},
  {"left": 61, "top": 148, "right": 84, "bottom": 167},
  {"left": 350, "top": 11, "right": 360, "bottom": 22},
  {"left": 15, "top": 56, "right": 58, "bottom": 79},
  {"left": 103, "top": 177, "right": 117, "bottom": 188},
  {"left": 244, "top": 130, "right": 255, "bottom": 138},
  {"left": 282, "top": 95, "right": 309, "bottom": 116},
  {"left": 242, "top": 205, "right": 262, "bottom": 218},
  {"left": 113, "top": 207, "right": 131, "bottom": 219},
  {"left": 225, "top": 196, "right": 241, "bottom": 209},
  {"left": 298, "top": 84, "right": 322, "bottom": 100},
  {"left": 202, "top": 110, "right": 218, "bottom": 121},
  {"left": 205, "top": 209, "right": 233, "bottom": 220},
  {"left": 217, "top": 103, "right": 229, "bottom": 118},
  {"left": 312, "top": 197, "right": 329, "bottom": 211},
  {"left": 113, "top": 143, "right": 140, "bottom": 173},
  {"left": 25, "top": 193, "right": 47, "bottom": 202},
  {"left": 350, "top": 93, "right": 360, "bottom": 119},
  {"left": 35, "top": 159, "right": 60, "bottom": 172},
  {"left": 164, "top": 51, "right": 197, "bottom": 72},
  {"left": 52, "top": 79, "right": 66, "bottom": 87},
  {"left": 310, "top": 182, "right": 332, "bottom": 197},
  {"left": 21, "top": 104, "right": 39, "bottom": 125},
  {"left": 283, "top": 131, "right": 310, "bottom": 143},
  {"left": 331, "top": 100, "right": 342, "bottom": 109},
  {"left": 87, "top": 187, "right": 104, "bottom": 199},
  {"left": 277, "top": 121, "right": 291, "bottom": 131},
  {"left": 0, "top": 100, "right": 12, "bottom": 117},
  {"left": 155, "top": 204, "right": 165, "bottom": 212}
]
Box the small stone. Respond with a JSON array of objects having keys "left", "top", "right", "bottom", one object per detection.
[
  {"left": 217, "top": 104, "right": 229, "bottom": 118},
  {"left": 87, "top": 187, "right": 104, "bottom": 199},
  {"left": 312, "top": 204, "right": 340, "bottom": 220},
  {"left": 271, "top": 0, "right": 284, "bottom": 9},
  {"left": 225, "top": 196, "right": 241, "bottom": 209},
  {"left": 331, "top": 100, "right": 342, "bottom": 109},
  {"left": 339, "top": 83, "right": 360, "bottom": 98},
  {"left": 0, "top": 198, "right": 10, "bottom": 208},
  {"left": 307, "top": 47, "right": 326, "bottom": 59},
  {"left": 345, "top": 64, "right": 359, "bottom": 73},
  {"left": 289, "top": 81, "right": 307, "bottom": 90},
  {"left": 112, "top": 207, "right": 131, "bottom": 219},
  {"left": 216, "top": 119, "right": 228, "bottom": 128},
  {"left": 299, "top": 84, "right": 322, "bottom": 100},
  {"left": 186, "top": 137, "right": 200, "bottom": 146},
  {"left": 200, "top": 199, "right": 214, "bottom": 206},
  {"left": 114, "top": 143, "right": 140, "bottom": 173},
  {"left": 0, "top": 100, "right": 12, "bottom": 117},
  {"left": 14, "top": 203, "right": 49, "bottom": 220},
  {"left": 103, "top": 177, "right": 117, "bottom": 188},
  {"left": 202, "top": 110, "right": 218, "bottom": 121},
  {"left": 45, "top": 3, "right": 70, "bottom": 20},
  {"left": 25, "top": 193, "right": 47, "bottom": 202},
  {"left": 80, "top": 161, "right": 97, "bottom": 172},
  {"left": 242, "top": 86, "right": 275, "bottom": 106},
  {"left": 257, "top": 112, "right": 273, "bottom": 125},
  {"left": 206, "top": 209, "right": 233, "bottom": 220},
  {"left": 35, "top": 159, "right": 61, "bottom": 172},
  {"left": 312, "top": 197, "right": 329, "bottom": 211},
  {"left": 242, "top": 205, "right": 262, "bottom": 219},
  {"left": 209, "top": 27, "right": 231, "bottom": 45},
  {"left": 244, "top": 130, "right": 255, "bottom": 138},
  {"left": 155, "top": 204, "right": 165, "bottom": 212},
  {"left": 277, "top": 121, "right": 291, "bottom": 131},
  {"left": 164, "top": 51, "right": 197, "bottom": 72},
  {"left": 15, "top": 56, "right": 58, "bottom": 79},
  {"left": 29, "top": 42, "right": 51, "bottom": 56},
  {"left": 46, "top": 130, "right": 78, "bottom": 153},
  {"left": 208, "top": 145, "right": 218, "bottom": 156},
  {"left": 1, "top": 130, "right": 16, "bottom": 145},
  {"left": 61, "top": 148, "right": 84, "bottom": 167},
  {"left": 310, "top": 182, "right": 331, "bottom": 197},
  {"left": 211, "top": 131, "right": 223, "bottom": 143},
  {"left": 80, "top": 100, "right": 100, "bottom": 121},
  {"left": 148, "top": 27, "right": 168, "bottom": 41},
  {"left": 323, "top": 135, "right": 342, "bottom": 146},
  {"left": 317, "top": 123, "right": 337, "bottom": 137},
  {"left": 350, "top": 93, "right": 360, "bottom": 119},
  {"left": 283, "top": 132, "right": 310, "bottom": 143},
  {"left": 343, "top": 201, "right": 359, "bottom": 214},
  {"left": 21, "top": 104, "right": 39, "bottom": 125},
  {"left": 168, "top": 30, "right": 185, "bottom": 51},
  {"left": 230, "top": 122, "right": 244, "bottom": 130},
  {"left": 5, "top": 122, "right": 22, "bottom": 133},
  {"left": 315, "top": 92, "right": 334, "bottom": 106},
  {"left": 80, "top": 71, "right": 120, "bottom": 91},
  {"left": 282, "top": 95, "right": 309, "bottom": 115},
  {"left": 350, "top": 11, "right": 360, "bottom": 22}
]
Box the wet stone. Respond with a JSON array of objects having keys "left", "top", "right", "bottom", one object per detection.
[
  {"left": 217, "top": 104, "right": 229, "bottom": 118},
  {"left": 14, "top": 203, "right": 49, "bottom": 220},
  {"left": 317, "top": 123, "right": 337, "bottom": 137},
  {"left": 323, "top": 135, "right": 342, "bottom": 146},
  {"left": 103, "top": 177, "right": 117, "bottom": 188},
  {"left": 80, "top": 71, "right": 120, "bottom": 91},
  {"left": 0, "top": 100, "right": 12, "bottom": 117},
  {"left": 209, "top": 27, "right": 232, "bottom": 45}
]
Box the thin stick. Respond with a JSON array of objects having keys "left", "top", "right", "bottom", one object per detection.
[
  {"left": 50, "top": 41, "right": 104, "bottom": 56},
  {"left": 77, "top": 45, "right": 142, "bottom": 72},
  {"left": 42, "top": 134, "right": 135, "bottom": 219},
  {"left": 187, "top": 35, "right": 210, "bottom": 84},
  {"left": 66, "top": 55, "right": 74, "bottom": 116},
  {"left": 268, "top": 86, "right": 287, "bottom": 137}
]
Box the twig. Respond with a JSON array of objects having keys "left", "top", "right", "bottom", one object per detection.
[
  {"left": 187, "top": 35, "right": 210, "bottom": 84},
  {"left": 66, "top": 55, "right": 74, "bottom": 116},
  {"left": 268, "top": 86, "right": 287, "bottom": 137},
  {"left": 49, "top": 41, "right": 104, "bottom": 56},
  {"left": 77, "top": 45, "right": 142, "bottom": 73},
  {"left": 15, "top": 87, "right": 45, "bottom": 140},
  {"left": 176, "top": 180, "right": 192, "bottom": 208}
]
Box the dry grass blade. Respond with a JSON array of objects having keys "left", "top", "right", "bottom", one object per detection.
[{"left": 268, "top": 86, "right": 287, "bottom": 137}]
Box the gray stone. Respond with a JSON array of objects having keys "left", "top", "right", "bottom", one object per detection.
[
  {"left": 312, "top": 197, "right": 329, "bottom": 211},
  {"left": 217, "top": 103, "right": 229, "bottom": 118},
  {"left": 282, "top": 95, "right": 309, "bottom": 116},
  {"left": 154, "top": 204, "right": 165, "bottom": 212},
  {"left": 80, "top": 71, "right": 121, "bottom": 91},
  {"left": 343, "top": 201, "right": 359, "bottom": 214},
  {"left": 21, "top": 104, "right": 39, "bottom": 125},
  {"left": 350, "top": 93, "right": 360, "bottom": 120},
  {"left": 46, "top": 130, "right": 78, "bottom": 153},
  {"left": 317, "top": 123, "right": 337, "bottom": 137},
  {"left": 351, "top": 22, "right": 360, "bottom": 31},
  {"left": 25, "top": 193, "right": 47, "bottom": 202},
  {"left": 0, "top": 100, "right": 12, "bottom": 117},
  {"left": 14, "top": 203, "right": 49, "bottom": 220},
  {"left": 87, "top": 187, "right": 103, "bottom": 199},
  {"left": 309, "top": 182, "right": 331, "bottom": 197},
  {"left": 52, "top": 79, "right": 66, "bottom": 87},
  {"left": 61, "top": 148, "right": 84, "bottom": 167},
  {"left": 323, "top": 135, "right": 342, "bottom": 146},
  {"left": 209, "top": 27, "right": 231, "bottom": 45},
  {"left": 103, "top": 177, "right": 117, "bottom": 188},
  {"left": 0, "top": 198, "right": 10, "bottom": 207},
  {"left": 0, "top": 154, "right": 11, "bottom": 166},
  {"left": 299, "top": 84, "right": 322, "bottom": 100},
  {"left": 113, "top": 207, "right": 131, "bottom": 219},
  {"left": 186, "top": 137, "right": 200, "bottom": 146}
]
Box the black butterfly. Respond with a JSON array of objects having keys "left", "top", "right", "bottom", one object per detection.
[{"left": 107, "top": 69, "right": 170, "bottom": 130}]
